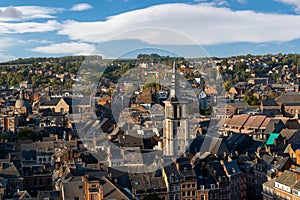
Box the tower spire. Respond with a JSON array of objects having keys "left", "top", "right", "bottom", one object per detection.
[
  {"left": 170, "top": 61, "right": 178, "bottom": 99},
  {"left": 163, "top": 60, "right": 189, "bottom": 157}
]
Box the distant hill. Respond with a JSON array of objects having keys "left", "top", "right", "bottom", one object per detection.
[{"left": 0, "top": 55, "right": 102, "bottom": 65}]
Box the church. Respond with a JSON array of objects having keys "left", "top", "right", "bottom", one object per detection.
[{"left": 163, "top": 62, "right": 190, "bottom": 157}]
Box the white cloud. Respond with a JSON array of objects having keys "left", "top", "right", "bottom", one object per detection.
[
  {"left": 27, "top": 39, "right": 54, "bottom": 44},
  {"left": 0, "top": 37, "right": 25, "bottom": 49},
  {"left": 0, "top": 20, "right": 60, "bottom": 34},
  {"left": 58, "top": 3, "right": 300, "bottom": 46},
  {"left": 0, "top": 51, "right": 17, "bottom": 62},
  {"left": 0, "top": 6, "right": 63, "bottom": 21},
  {"left": 30, "top": 42, "right": 98, "bottom": 55},
  {"left": 0, "top": 7, "right": 22, "bottom": 20},
  {"left": 194, "top": 0, "right": 229, "bottom": 7},
  {"left": 71, "top": 3, "right": 92, "bottom": 11},
  {"left": 275, "top": 0, "right": 300, "bottom": 13}
]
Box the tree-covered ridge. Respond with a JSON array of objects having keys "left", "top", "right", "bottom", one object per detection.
[
  {"left": 0, "top": 55, "right": 101, "bottom": 65},
  {"left": 218, "top": 53, "right": 300, "bottom": 91},
  {"left": 1, "top": 53, "right": 300, "bottom": 91},
  {"left": 0, "top": 56, "right": 102, "bottom": 89},
  {"left": 0, "top": 54, "right": 194, "bottom": 90}
]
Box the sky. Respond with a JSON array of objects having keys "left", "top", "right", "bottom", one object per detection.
[{"left": 1, "top": 0, "right": 300, "bottom": 61}]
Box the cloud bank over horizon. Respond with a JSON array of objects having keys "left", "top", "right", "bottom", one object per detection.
[{"left": 1, "top": 1, "right": 300, "bottom": 59}]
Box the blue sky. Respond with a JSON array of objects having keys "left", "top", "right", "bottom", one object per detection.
[{"left": 1, "top": 0, "right": 300, "bottom": 61}]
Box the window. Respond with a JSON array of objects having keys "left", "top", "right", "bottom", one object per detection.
[
  {"left": 200, "top": 195, "right": 205, "bottom": 200},
  {"left": 170, "top": 185, "right": 174, "bottom": 191}
]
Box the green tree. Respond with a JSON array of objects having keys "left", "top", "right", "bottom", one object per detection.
[
  {"left": 143, "top": 194, "right": 162, "bottom": 200},
  {"left": 243, "top": 91, "right": 260, "bottom": 106},
  {"left": 0, "top": 133, "right": 9, "bottom": 143},
  {"left": 223, "top": 79, "right": 233, "bottom": 91},
  {"left": 17, "top": 128, "right": 42, "bottom": 141}
]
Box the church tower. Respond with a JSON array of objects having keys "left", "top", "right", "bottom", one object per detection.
[{"left": 163, "top": 62, "right": 189, "bottom": 157}]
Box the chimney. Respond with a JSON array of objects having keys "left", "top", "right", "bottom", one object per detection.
[
  {"left": 235, "top": 151, "right": 239, "bottom": 157},
  {"left": 296, "top": 172, "right": 300, "bottom": 181},
  {"left": 0, "top": 162, "right": 3, "bottom": 170},
  {"left": 213, "top": 170, "right": 217, "bottom": 177},
  {"left": 257, "top": 148, "right": 261, "bottom": 157},
  {"left": 82, "top": 175, "right": 86, "bottom": 183},
  {"left": 198, "top": 127, "right": 203, "bottom": 136},
  {"left": 296, "top": 150, "right": 300, "bottom": 165}
]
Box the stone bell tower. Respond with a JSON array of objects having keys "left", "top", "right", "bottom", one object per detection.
[{"left": 163, "top": 62, "right": 189, "bottom": 157}]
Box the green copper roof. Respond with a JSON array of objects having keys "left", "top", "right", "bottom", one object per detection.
[{"left": 266, "top": 133, "right": 280, "bottom": 145}]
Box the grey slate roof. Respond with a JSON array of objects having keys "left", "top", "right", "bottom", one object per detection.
[
  {"left": 0, "top": 161, "right": 21, "bottom": 178},
  {"left": 62, "top": 181, "right": 84, "bottom": 200},
  {"left": 39, "top": 97, "right": 60, "bottom": 106},
  {"left": 223, "top": 160, "right": 241, "bottom": 176},
  {"left": 262, "top": 99, "right": 279, "bottom": 107}
]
